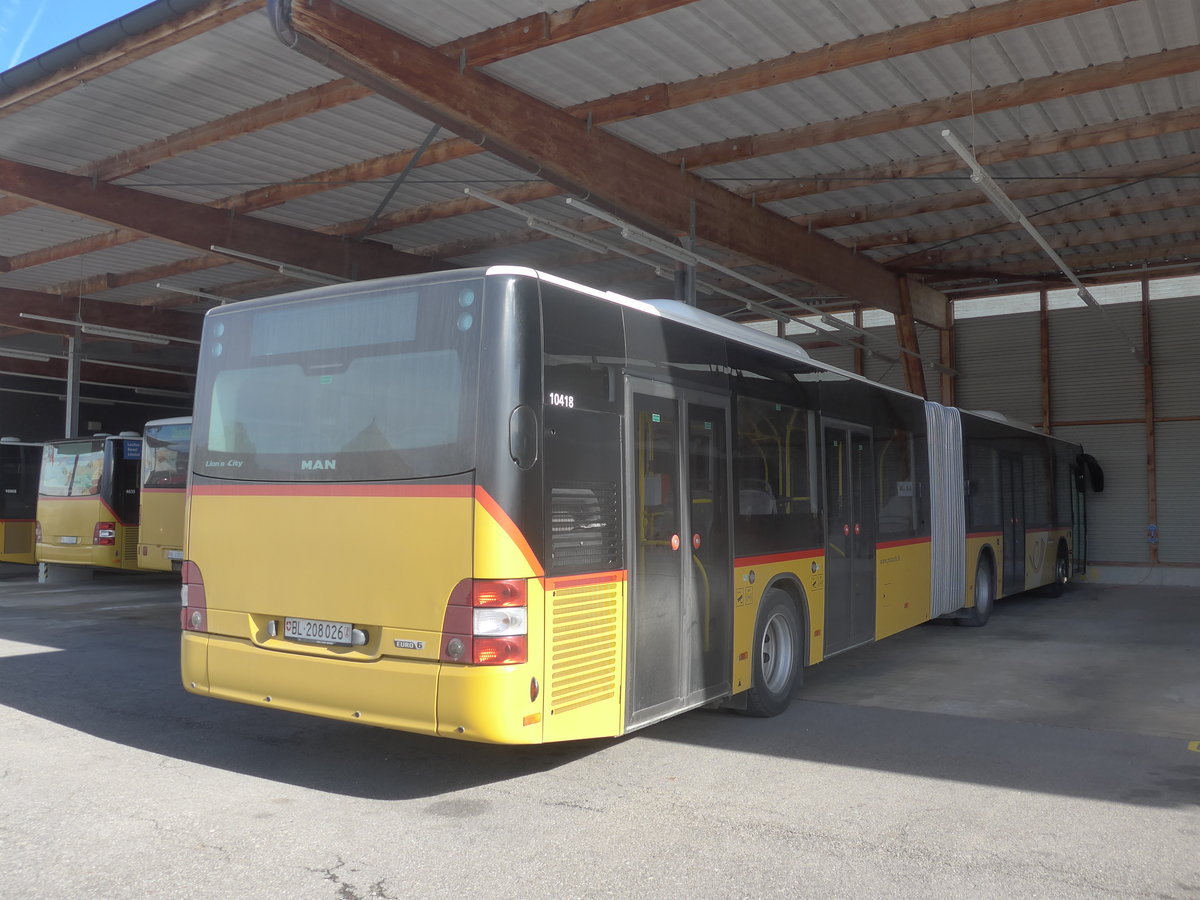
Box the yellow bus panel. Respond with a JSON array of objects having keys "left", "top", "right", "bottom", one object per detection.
[
  {"left": 875, "top": 538, "right": 933, "bottom": 641},
  {"left": 138, "top": 488, "right": 185, "bottom": 572},
  {"left": 36, "top": 497, "right": 140, "bottom": 570},
  {"left": 0, "top": 521, "right": 36, "bottom": 565},
  {"left": 732, "top": 550, "right": 824, "bottom": 692}
]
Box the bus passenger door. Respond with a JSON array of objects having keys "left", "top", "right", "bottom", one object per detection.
[
  {"left": 822, "top": 423, "right": 876, "bottom": 655},
  {"left": 1000, "top": 454, "right": 1024, "bottom": 594},
  {"left": 627, "top": 381, "right": 732, "bottom": 729}
]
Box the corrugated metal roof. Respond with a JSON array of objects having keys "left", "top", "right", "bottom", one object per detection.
[{"left": 0, "top": 0, "right": 1196, "bottom": 401}]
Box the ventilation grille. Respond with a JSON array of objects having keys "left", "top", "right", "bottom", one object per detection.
[
  {"left": 122, "top": 526, "right": 139, "bottom": 563},
  {"left": 550, "top": 482, "right": 620, "bottom": 573},
  {"left": 548, "top": 578, "right": 621, "bottom": 716}
]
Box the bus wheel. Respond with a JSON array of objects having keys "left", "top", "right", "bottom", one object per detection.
[
  {"left": 1044, "top": 543, "right": 1069, "bottom": 597},
  {"left": 744, "top": 588, "right": 802, "bottom": 717},
  {"left": 957, "top": 556, "right": 994, "bottom": 628}
]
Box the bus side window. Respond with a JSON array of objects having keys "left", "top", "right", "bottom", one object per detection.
[
  {"left": 733, "top": 395, "right": 820, "bottom": 555},
  {"left": 876, "top": 428, "right": 918, "bottom": 538}
]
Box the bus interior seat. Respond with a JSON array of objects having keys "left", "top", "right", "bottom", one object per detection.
[{"left": 739, "top": 479, "right": 777, "bottom": 516}]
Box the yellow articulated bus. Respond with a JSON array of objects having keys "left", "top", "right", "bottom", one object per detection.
[
  {"left": 182, "top": 267, "right": 1102, "bottom": 743},
  {"left": 138, "top": 417, "right": 192, "bottom": 572},
  {"left": 0, "top": 437, "right": 42, "bottom": 565},
  {"left": 36, "top": 433, "right": 144, "bottom": 570}
]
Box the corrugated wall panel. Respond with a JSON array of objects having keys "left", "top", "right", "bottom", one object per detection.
[
  {"left": 955, "top": 311, "right": 1042, "bottom": 425},
  {"left": 1154, "top": 421, "right": 1200, "bottom": 564},
  {"left": 1150, "top": 294, "right": 1200, "bottom": 420},
  {"left": 1050, "top": 303, "right": 1145, "bottom": 422},
  {"left": 1055, "top": 424, "right": 1148, "bottom": 566}
]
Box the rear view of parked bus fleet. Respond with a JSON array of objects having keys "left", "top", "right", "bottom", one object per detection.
[
  {"left": 138, "top": 417, "right": 192, "bottom": 572},
  {"left": 182, "top": 267, "right": 1100, "bottom": 744},
  {"left": 36, "top": 433, "right": 144, "bottom": 570}
]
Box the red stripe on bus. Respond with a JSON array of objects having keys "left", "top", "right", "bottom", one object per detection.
[
  {"left": 475, "top": 487, "right": 545, "bottom": 578},
  {"left": 545, "top": 570, "right": 627, "bottom": 590},
  {"left": 189, "top": 483, "right": 473, "bottom": 498},
  {"left": 967, "top": 531, "right": 1002, "bottom": 540},
  {"left": 875, "top": 537, "right": 931, "bottom": 550},
  {"left": 0, "top": 518, "right": 35, "bottom": 523},
  {"left": 141, "top": 487, "right": 186, "bottom": 494},
  {"left": 734, "top": 548, "right": 823, "bottom": 568}
]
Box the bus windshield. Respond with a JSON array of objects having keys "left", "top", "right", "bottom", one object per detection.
[
  {"left": 143, "top": 422, "right": 191, "bottom": 489},
  {"left": 39, "top": 440, "right": 105, "bottom": 497},
  {"left": 193, "top": 277, "right": 483, "bottom": 482}
]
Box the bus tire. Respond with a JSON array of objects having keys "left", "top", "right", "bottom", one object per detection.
[
  {"left": 743, "top": 588, "right": 802, "bottom": 717},
  {"left": 1044, "top": 541, "right": 1070, "bottom": 597},
  {"left": 957, "top": 555, "right": 995, "bottom": 628}
]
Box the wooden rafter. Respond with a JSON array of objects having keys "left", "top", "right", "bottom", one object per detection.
[
  {"left": 852, "top": 188, "right": 1200, "bottom": 254},
  {"left": 751, "top": 107, "right": 1200, "bottom": 210},
  {"left": 0, "top": 286, "right": 202, "bottom": 341},
  {"left": 896, "top": 218, "right": 1200, "bottom": 268},
  {"left": 0, "top": 0, "right": 702, "bottom": 274},
  {"left": 797, "top": 152, "right": 1200, "bottom": 233},
  {"left": 665, "top": 44, "right": 1200, "bottom": 170},
  {"left": 0, "top": 158, "right": 440, "bottom": 282},
  {"left": 286, "top": 0, "right": 946, "bottom": 326}
]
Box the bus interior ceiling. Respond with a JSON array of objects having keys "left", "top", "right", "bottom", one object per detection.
[{"left": 0, "top": 0, "right": 1196, "bottom": 581}]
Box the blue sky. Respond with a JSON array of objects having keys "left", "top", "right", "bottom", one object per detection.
[{"left": 1, "top": 0, "right": 150, "bottom": 71}]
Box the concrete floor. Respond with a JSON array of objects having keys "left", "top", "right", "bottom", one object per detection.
[{"left": 0, "top": 570, "right": 1197, "bottom": 898}]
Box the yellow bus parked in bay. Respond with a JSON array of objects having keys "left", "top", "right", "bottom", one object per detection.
[
  {"left": 36, "top": 433, "right": 143, "bottom": 570},
  {"left": 0, "top": 437, "right": 41, "bottom": 566},
  {"left": 138, "top": 417, "right": 191, "bottom": 572},
  {"left": 182, "top": 267, "right": 1102, "bottom": 744}
]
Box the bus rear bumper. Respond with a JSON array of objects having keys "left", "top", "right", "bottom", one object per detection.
[{"left": 182, "top": 632, "right": 440, "bottom": 737}]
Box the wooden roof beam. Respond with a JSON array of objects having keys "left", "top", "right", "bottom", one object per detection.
[
  {"left": 895, "top": 217, "right": 1200, "bottom": 268},
  {"left": 668, "top": 43, "right": 1200, "bottom": 171},
  {"left": 795, "top": 151, "right": 1200, "bottom": 231},
  {"left": 285, "top": 0, "right": 947, "bottom": 326},
  {"left": 0, "top": 286, "right": 202, "bottom": 341},
  {"left": 852, "top": 187, "right": 1200, "bottom": 253},
  {"left": 0, "top": 356, "right": 194, "bottom": 392},
  {"left": 750, "top": 107, "right": 1200, "bottom": 210},
  {"left": 0, "top": 157, "right": 440, "bottom": 283}
]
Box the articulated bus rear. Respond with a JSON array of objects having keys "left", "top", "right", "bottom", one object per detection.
[
  {"left": 183, "top": 270, "right": 561, "bottom": 743},
  {"left": 36, "top": 435, "right": 143, "bottom": 570},
  {"left": 0, "top": 438, "right": 41, "bottom": 565},
  {"left": 138, "top": 417, "right": 191, "bottom": 572}
]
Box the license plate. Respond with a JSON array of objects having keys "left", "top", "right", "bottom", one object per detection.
[
  {"left": 166, "top": 550, "right": 184, "bottom": 560},
  {"left": 283, "top": 616, "right": 353, "bottom": 646},
  {"left": 59, "top": 536, "right": 79, "bottom": 545}
]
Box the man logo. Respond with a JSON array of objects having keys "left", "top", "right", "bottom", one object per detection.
[{"left": 300, "top": 459, "right": 337, "bottom": 470}]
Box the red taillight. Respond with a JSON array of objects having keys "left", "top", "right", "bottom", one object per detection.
[
  {"left": 93, "top": 521, "right": 116, "bottom": 546},
  {"left": 473, "top": 636, "right": 528, "bottom": 665},
  {"left": 180, "top": 560, "right": 208, "bottom": 633},
  {"left": 440, "top": 578, "right": 529, "bottom": 665},
  {"left": 471, "top": 579, "right": 527, "bottom": 608}
]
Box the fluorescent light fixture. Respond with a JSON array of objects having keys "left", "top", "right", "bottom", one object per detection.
[
  {"left": 209, "top": 246, "right": 349, "bottom": 286},
  {"left": 82, "top": 357, "right": 196, "bottom": 378},
  {"left": 156, "top": 282, "right": 227, "bottom": 305},
  {"left": 0, "top": 347, "right": 53, "bottom": 362},
  {"left": 18, "top": 313, "right": 197, "bottom": 346},
  {"left": 134, "top": 387, "right": 193, "bottom": 399},
  {"left": 941, "top": 127, "right": 1142, "bottom": 360},
  {"left": 80, "top": 324, "right": 170, "bottom": 345}
]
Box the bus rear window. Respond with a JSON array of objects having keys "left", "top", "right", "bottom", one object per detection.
[
  {"left": 193, "top": 278, "right": 482, "bottom": 482},
  {"left": 40, "top": 441, "right": 104, "bottom": 497},
  {"left": 143, "top": 424, "right": 191, "bottom": 490}
]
